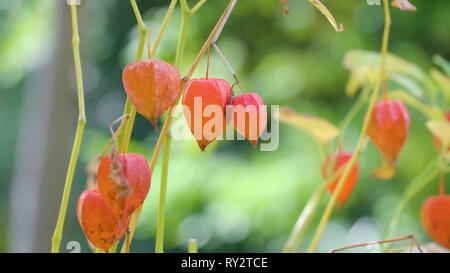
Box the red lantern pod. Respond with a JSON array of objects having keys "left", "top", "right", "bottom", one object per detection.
[
  {"left": 321, "top": 151, "right": 359, "bottom": 206},
  {"left": 231, "top": 92, "right": 267, "bottom": 147},
  {"left": 421, "top": 195, "right": 450, "bottom": 249},
  {"left": 432, "top": 111, "right": 450, "bottom": 151},
  {"left": 97, "top": 152, "right": 151, "bottom": 221},
  {"left": 77, "top": 190, "right": 130, "bottom": 252},
  {"left": 182, "top": 78, "right": 232, "bottom": 151},
  {"left": 122, "top": 59, "right": 181, "bottom": 128},
  {"left": 367, "top": 100, "right": 410, "bottom": 179}
]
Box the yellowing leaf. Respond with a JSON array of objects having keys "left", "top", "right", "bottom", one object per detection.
[
  {"left": 343, "top": 50, "right": 428, "bottom": 96},
  {"left": 391, "top": 0, "right": 417, "bottom": 11},
  {"left": 277, "top": 106, "right": 340, "bottom": 145},
  {"left": 427, "top": 120, "right": 450, "bottom": 148},
  {"left": 281, "top": 0, "right": 289, "bottom": 15},
  {"left": 307, "top": 0, "right": 344, "bottom": 32}
]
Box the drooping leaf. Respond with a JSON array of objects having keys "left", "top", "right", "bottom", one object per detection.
[
  {"left": 391, "top": 0, "right": 417, "bottom": 11},
  {"left": 281, "top": 0, "right": 289, "bottom": 15},
  {"left": 306, "top": 0, "right": 344, "bottom": 32},
  {"left": 343, "top": 50, "right": 428, "bottom": 96},
  {"left": 389, "top": 90, "right": 442, "bottom": 120},
  {"left": 277, "top": 106, "right": 340, "bottom": 145}
]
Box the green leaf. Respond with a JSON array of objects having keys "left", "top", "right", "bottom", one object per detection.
[
  {"left": 343, "top": 50, "right": 428, "bottom": 96},
  {"left": 277, "top": 106, "right": 340, "bottom": 145}
]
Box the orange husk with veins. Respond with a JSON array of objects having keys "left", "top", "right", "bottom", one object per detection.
[
  {"left": 367, "top": 100, "right": 410, "bottom": 180},
  {"left": 231, "top": 93, "right": 267, "bottom": 147},
  {"left": 77, "top": 189, "right": 130, "bottom": 252},
  {"left": 321, "top": 151, "right": 359, "bottom": 206},
  {"left": 97, "top": 150, "right": 151, "bottom": 221},
  {"left": 182, "top": 78, "right": 232, "bottom": 151},
  {"left": 122, "top": 59, "right": 181, "bottom": 128}
]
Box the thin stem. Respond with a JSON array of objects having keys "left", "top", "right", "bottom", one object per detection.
[
  {"left": 51, "top": 4, "right": 86, "bottom": 253},
  {"left": 117, "top": 0, "right": 147, "bottom": 153},
  {"left": 188, "top": 239, "right": 198, "bottom": 253},
  {"left": 307, "top": 0, "right": 391, "bottom": 253},
  {"left": 190, "top": 0, "right": 209, "bottom": 15},
  {"left": 152, "top": 0, "right": 178, "bottom": 55},
  {"left": 282, "top": 187, "right": 326, "bottom": 253},
  {"left": 155, "top": 135, "right": 172, "bottom": 253},
  {"left": 119, "top": 0, "right": 179, "bottom": 253},
  {"left": 154, "top": 0, "right": 191, "bottom": 253},
  {"left": 330, "top": 234, "right": 422, "bottom": 253},
  {"left": 385, "top": 158, "right": 440, "bottom": 241},
  {"left": 282, "top": 161, "right": 349, "bottom": 253},
  {"left": 339, "top": 86, "right": 370, "bottom": 135},
  {"left": 118, "top": 0, "right": 178, "bottom": 153},
  {"left": 212, "top": 43, "right": 245, "bottom": 93},
  {"left": 122, "top": 0, "right": 238, "bottom": 251}
]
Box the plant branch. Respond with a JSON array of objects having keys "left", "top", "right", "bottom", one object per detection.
[
  {"left": 51, "top": 3, "right": 86, "bottom": 253},
  {"left": 190, "top": 0, "right": 209, "bottom": 15},
  {"left": 122, "top": 0, "right": 238, "bottom": 252},
  {"left": 307, "top": 0, "right": 391, "bottom": 253}
]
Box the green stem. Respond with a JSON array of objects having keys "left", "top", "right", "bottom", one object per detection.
[
  {"left": 123, "top": 0, "right": 237, "bottom": 252},
  {"left": 155, "top": 135, "right": 172, "bottom": 253},
  {"left": 118, "top": 0, "right": 178, "bottom": 253},
  {"left": 282, "top": 187, "right": 326, "bottom": 253},
  {"left": 190, "top": 0, "right": 209, "bottom": 15},
  {"left": 307, "top": 0, "right": 391, "bottom": 253},
  {"left": 51, "top": 4, "right": 86, "bottom": 253},
  {"left": 188, "top": 239, "right": 198, "bottom": 253},
  {"left": 339, "top": 86, "right": 370, "bottom": 135},
  {"left": 154, "top": 0, "right": 191, "bottom": 253},
  {"left": 385, "top": 158, "right": 440, "bottom": 241},
  {"left": 117, "top": 0, "right": 148, "bottom": 152}
]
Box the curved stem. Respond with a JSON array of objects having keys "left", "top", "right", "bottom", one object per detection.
[
  {"left": 51, "top": 4, "right": 86, "bottom": 253},
  {"left": 307, "top": 0, "right": 391, "bottom": 253}
]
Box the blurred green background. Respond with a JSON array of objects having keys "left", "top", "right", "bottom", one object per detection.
[{"left": 0, "top": 0, "right": 449, "bottom": 253}]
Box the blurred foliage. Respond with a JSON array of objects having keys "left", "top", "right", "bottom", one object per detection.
[{"left": 1, "top": 0, "right": 450, "bottom": 252}]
